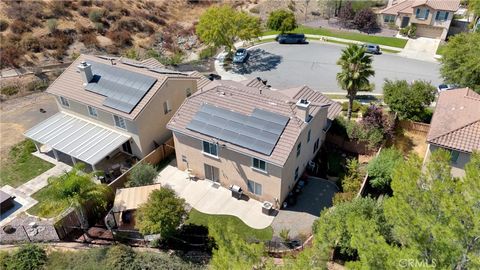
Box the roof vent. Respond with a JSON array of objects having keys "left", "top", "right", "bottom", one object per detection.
[{"left": 77, "top": 61, "right": 93, "bottom": 85}]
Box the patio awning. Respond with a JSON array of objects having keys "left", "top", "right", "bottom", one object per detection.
[
  {"left": 112, "top": 184, "right": 161, "bottom": 212},
  {"left": 24, "top": 112, "right": 131, "bottom": 165}
]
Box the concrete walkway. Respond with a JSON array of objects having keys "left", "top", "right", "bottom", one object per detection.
[
  {"left": 155, "top": 164, "right": 275, "bottom": 229},
  {"left": 0, "top": 152, "right": 71, "bottom": 226}
]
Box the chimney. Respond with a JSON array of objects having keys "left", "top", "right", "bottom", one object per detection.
[
  {"left": 296, "top": 99, "right": 311, "bottom": 122},
  {"left": 77, "top": 61, "right": 93, "bottom": 85}
]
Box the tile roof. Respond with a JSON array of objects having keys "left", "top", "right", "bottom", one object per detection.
[
  {"left": 167, "top": 81, "right": 341, "bottom": 166},
  {"left": 380, "top": 0, "right": 459, "bottom": 15},
  {"left": 188, "top": 71, "right": 212, "bottom": 90},
  {"left": 427, "top": 88, "right": 480, "bottom": 153},
  {"left": 46, "top": 54, "right": 198, "bottom": 120}
]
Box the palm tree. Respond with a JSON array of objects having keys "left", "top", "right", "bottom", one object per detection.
[
  {"left": 49, "top": 163, "right": 112, "bottom": 229},
  {"left": 336, "top": 44, "right": 375, "bottom": 120}
]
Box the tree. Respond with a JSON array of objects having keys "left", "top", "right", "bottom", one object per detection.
[
  {"left": 312, "top": 150, "right": 480, "bottom": 269},
  {"left": 209, "top": 220, "right": 264, "bottom": 270},
  {"left": 266, "top": 10, "right": 297, "bottom": 34},
  {"left": 338, "top": 1, "right": 355, "bottom": 25},
  {"left": 105, "top": 244, "right": 136, "bottom": 270},
  {"left": 49, "top": 163, "right": 112, "bottom": 229},
  {"left": 3, "top": 244, "right": 47, "bottom": 270},
  {"left": 383, "top": 79, "right": 436, "bottom": 121},
  {"left": 332, "top": 158, "right": 363, "bottom": 204},
  {"left": 336, "top": 44, "right": 375, "bottom": 120},
  {"left": 136, "top": 188, "right": 187, "bottom": 239},
  {"left": 127, "top": 163, "right": 157, "bottom": 187},
  {"left": 353, "top": 8, "right": 378, "bottom": 32},
  {"left": 440, "top": 32, "right": 480, "bottom": 93},
  {"left": 367, "top": 147, "right": 403, "bottom": 190},
  {"left": 196, "top": 5, "right": 261, "bottom": 55}
]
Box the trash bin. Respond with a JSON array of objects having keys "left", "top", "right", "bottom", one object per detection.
[
  {"left": 230, "top": 185, "right": 243, "bottom": 199},
  {"left": 262, "top": 201, "right": 273, "bottom": 215}
]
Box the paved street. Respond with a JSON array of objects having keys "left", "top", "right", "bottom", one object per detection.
[{"left": 230, "top": 42, "right": 442, "bottom": 93}]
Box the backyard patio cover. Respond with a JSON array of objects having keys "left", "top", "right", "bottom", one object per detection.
[
  {"left": 24, "top": 112, "right": 130, "bottom": 166},
  {"left": 112, "top": 184, "right": 161, "bottom": 212}
]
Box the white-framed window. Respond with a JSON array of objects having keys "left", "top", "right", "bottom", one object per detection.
[
  {"left": 186, "top": 88, "right": 192, "bottom": 97},
  {"left": 435, "top": 11, "right": 449, "bottom": 21},
  {"left": 313, "top": 138, "right": 320, "bottom": 153},
  {"left": 247, "top": 180, "right": 262, "bottom": 195},
  {"left": 416, "top": 8, "right": 429, "bottom": 20},
  {"left": 87, "top": 106, "right": 98, "bottom": 118},
  {"left": 113, "top": 115, "right": 127, "bottom": 130},
  {"left": 295, "top": 167, "right": 299, "bottom": 180},
  {"left": 60, "top": 96, "right": 70, "bottom": 107},
  {"left": 296, "top": 143, "right": 302, "bottom": 157},
  {"left": 202, "top": 141, "right": 218, "bottom": 157},
  {"left": 307, "top": 129, "right": 311, "bottom": 143},
  {"left": 163, "top": 100, "right": 171, "bottom": 114},
  {"left": 383, "top": 14, "right": 396, "bottom": 23},
  {"left": 252, "top": 158, "right": 267, "bottom": 172}
]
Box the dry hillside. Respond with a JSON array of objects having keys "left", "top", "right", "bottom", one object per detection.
[{"left": 0, "top": 0, "right": 255, "bottom": 69}]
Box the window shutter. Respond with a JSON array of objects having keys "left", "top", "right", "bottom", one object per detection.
[
  {"left": 444, "top": 12, "right": 449, "bottom": 20},
  {"left": 416, "top": 8, "right": 420, "bottom": 16},
  {"left": 435, "top": 12, "right": 439, "bottom": 20},
  {"left": 425, "top": 9, "right": 429, "bottom": 19}
]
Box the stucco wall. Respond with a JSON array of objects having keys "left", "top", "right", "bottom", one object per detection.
[{"left": 426, "top": 144, "right": 470, "bottom": 178}]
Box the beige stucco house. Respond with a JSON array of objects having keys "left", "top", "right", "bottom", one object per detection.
[
  {"left": 379, "top": 0, "right": 460, "bottom": 40},
  {"left": 25, "top": 54, "right": 208, "bottom": 171},
  {"left": 167, "top": 79, "right": 341, "bottom": 206},
  {"left": 425, "top": 88, "right": 480, "bottom": 177}
]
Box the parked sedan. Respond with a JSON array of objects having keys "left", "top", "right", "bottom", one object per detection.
[
  {"left": 437, "top": 84, "right": 459, "bottom": 92},
  {"left": 362, "top": 44, "right": 381, "bottom": 54},
  {"left": 233, "top": 48, "right": 249, "bottom": 63},
  {"left": 276, "top": 33, "right": 307, "bottom": 44}
]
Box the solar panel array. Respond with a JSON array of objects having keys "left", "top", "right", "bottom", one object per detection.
[
  {"left": 85, "top": 61, "right": 157, "bottom": 114},
  {"left": 186, "top": 104, "right": 289, "bottom": 155}
]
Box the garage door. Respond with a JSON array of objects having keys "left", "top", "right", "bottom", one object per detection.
[{"left": 415, "top": 25, "right": 443, "bottom": 39}]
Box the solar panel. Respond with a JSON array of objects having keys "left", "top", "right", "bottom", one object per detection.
[
  {"left": 84, "top": 61, "right": 157, "bottom": 113},
  {"left": 186, "top": 104, "right": 289, "bottom": 155}
]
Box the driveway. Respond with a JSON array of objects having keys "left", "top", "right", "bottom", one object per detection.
[
  {"left": 155, "top": 162, "right": 274, "bottom": 229},
  {"left": 399, "top": 37, "right": 441, "bottom": 62},
  {"left": 221, "top": 42, "right": 442, "bottom": 93},
  {"left": 271, "top": 177, "right": 338, "bottom": 238}
]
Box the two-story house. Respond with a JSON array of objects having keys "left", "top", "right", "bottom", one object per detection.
[
  {"left": 425, "top": 88, "right": 480, "bottom": 177},
  {"left": 24, "top": 54, "right": 206, "bottom": 171},
  {"left": 379, "top": 0, "right": 460, "bottom": 40},
  {"left": 167, "top": 79, "right": 341, "bottom": 205}
]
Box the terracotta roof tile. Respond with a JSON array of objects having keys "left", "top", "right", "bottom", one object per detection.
[
  {"left": 167, "top": 81, "right": 341, "bottom": 166},
  {"left": 427, "top": 88, "right": 480, "bottom": 153}
]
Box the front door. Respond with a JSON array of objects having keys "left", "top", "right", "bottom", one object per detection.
[
  {"left": 401, "top": 16, "right": 410, "bottom": 28},
  {"left": 122, "top": 141, "right": 132, "bottom": 155},
  {"left": 204, "top": 164, "right": 219, "bottom": 182}
]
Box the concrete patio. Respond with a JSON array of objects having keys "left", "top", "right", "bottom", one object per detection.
[{"left": 155, "top": 162, "right": 275, "bottom": 229}]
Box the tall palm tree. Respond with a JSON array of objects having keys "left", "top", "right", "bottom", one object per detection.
[
  {"left": 336, "top": 44, "right": 375, "bottom": 120},
  {"left": 49, "top": 163, "right": 112, "bottom": 229}
]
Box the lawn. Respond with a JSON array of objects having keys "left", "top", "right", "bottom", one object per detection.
[
  {"left": 0, "top": 139, "right": 54, "bottom": 188},
  {"left": 187, "top": 208, "right": 273, "bottom": 241},
  {"left": 28, "top": 185, "right": 70, "bottom": 218},
  {"left": 262, "top": 25, "right": 408, "bottom": 48}
]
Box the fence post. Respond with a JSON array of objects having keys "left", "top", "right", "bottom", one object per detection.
[{"left": 22, "top": 226, "right": 32, "bottom": 242}]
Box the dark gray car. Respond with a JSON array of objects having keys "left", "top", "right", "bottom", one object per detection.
[
  {"left": 276, "top": 33, "right": 307, "bottom": 44},
  {"left": 362, "top": 44, "right": 381, "bottom": 54}
]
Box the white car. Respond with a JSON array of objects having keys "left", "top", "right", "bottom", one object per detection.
[{"left": 437, "top": 84, "right": 459, "bottom": 92}]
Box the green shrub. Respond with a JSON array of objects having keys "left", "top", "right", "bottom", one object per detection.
[
  {"left": 105, "top": 245, "right": 135, "bottom": 270},
  {"left": 327, "top": 152, "right": 344, "bottom": 177},
  {"left": 127, "top": 162, "right": 157, "bottom": 187},
  {"left": 1, "top": 85, "right": 20, "bottom": 96},
  {"left": 89, "top": 9, "right": 104, "bottom": 22},
  {"left": 27, "top": 80, "right": 49, "bottom": 92},
  {"left": 94, "top": 22, "right": 104, "bottom": 33},
  {"left": 368, "top": 147, "right": 403, "bottom": 190},
  {"left": 123, "top": 48, "right": 139, "bottom": 60},
  {"left": 399, "top": 24, "right": 416, "bottom": 38},
  {"left": 47, "top": 19, "right": 58, "bottom": 33},
  {"left": 4, "top": 244, "right": 47, "bottom": 270},
  {"left": 0, "top": 19, "right": 9, "bottom": 32},
  {"left": 199, "top": 46, "right": 217, "bottom": 59},
  {"left": 161, "top": 52, "right": 184, "bottom": 66},
  {"left": 250, "top": 6, "right": 260, "bottom": 14}
]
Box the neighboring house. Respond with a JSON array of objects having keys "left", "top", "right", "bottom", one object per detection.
[
  {"left": 426, "top": 88, "right": 480, "bottom": 177},
  {"left": 167, "top": 79, "right": 341, "bottom": 205},
  {"left": 379, "top": 0, "right": 460, "bottom": 40},
  {"left": 25, "top": 55, "right": 204, "bottom": 171}
]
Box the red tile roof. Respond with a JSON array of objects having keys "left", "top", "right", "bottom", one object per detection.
[{"left": 427, "top": 88, "right": 480, "bottom": 153}]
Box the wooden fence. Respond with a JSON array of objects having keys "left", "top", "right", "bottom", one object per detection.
[
  {"left": 398, "top": 120, "right": 430, "bottom": 135},
  {"left": 325, "top": 133, "right": 372, "bottom": 155},
  {"left": 108, "top": 137, "right": 175, "bottom": 192}
]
